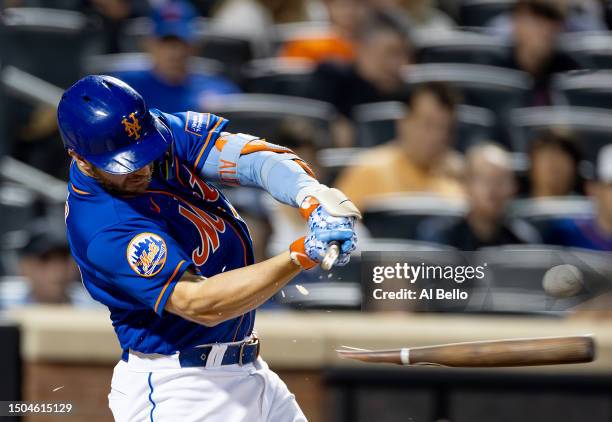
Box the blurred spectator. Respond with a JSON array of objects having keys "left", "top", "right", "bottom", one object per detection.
[
  {"left": 335, "top": 82, "right": 464, "bottom": 210},
  {"left": 0, "top": 220, "right": 94, "bottom": 308},
  {"left": 488, "top": 0, "right": 607, "bottom": 34},
  {"left": 368, "top": 0, "right": 455, "bottom": 34},
  {"left": 303, "top": 14, "right": 412, "bottom": 119},
  {"left": 10, "top": 103, "right": 68, "bottom": 180},
  {"left": 113, "top": 1, "right": 239, "bottom": 112},
  {"left": 493, "top": 0, "right": 584, "bottom": 106},
  {"left": 279, "top": 0, "right": 369, "bottom": 63},
  {"left": 419, "top": 143, "right": 540, "bottom": 250},
  {"left": 544, "top": 144, "right": 612, "bottom": 251},
  {"left": 82, "top": 0, "right": 151, "bottom": 53},
  {"left": 212, "top": 0, "right": 317, "bottom": 39},
  {"left": 528, "top": 129, "right": 583, "bottom": 198}
]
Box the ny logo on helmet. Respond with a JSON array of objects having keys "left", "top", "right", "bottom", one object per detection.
[{"left": 122, "top": 112, "right": 141, "bottom": 140}]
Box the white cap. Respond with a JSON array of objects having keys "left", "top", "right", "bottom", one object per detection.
[{"left": 598, "top": 144, "right": 612, "bottom": 183}]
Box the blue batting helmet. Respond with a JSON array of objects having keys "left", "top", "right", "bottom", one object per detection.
[{"left": 57, "top": 75, "right": 171, "bottom": 174}]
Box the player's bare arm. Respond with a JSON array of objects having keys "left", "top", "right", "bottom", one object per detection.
[{"left": 166, "top": 251, "right": 300, "bottom": 326}]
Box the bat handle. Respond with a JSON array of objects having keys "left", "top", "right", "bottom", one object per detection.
[{"left": 321, "top": 241, "right": 340, "bottom": 271}]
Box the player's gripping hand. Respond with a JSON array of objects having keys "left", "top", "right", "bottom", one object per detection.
[{"left": 290, "top": 188, "right": 361, "bottom": 270}]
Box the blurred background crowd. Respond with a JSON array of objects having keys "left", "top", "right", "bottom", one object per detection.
[{"left": 0, "top": 0, "right": 611, "bottom": 312}]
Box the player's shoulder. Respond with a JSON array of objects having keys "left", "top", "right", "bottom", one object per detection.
[
  {"left": 66, "top": 186, "right": 152, "bottom": 249},
  {"left": 156, "top": 109, "right": 227, "bottom": 139},
  {"left": 154, "top": 109, "right": 229, "bottom": 171}
]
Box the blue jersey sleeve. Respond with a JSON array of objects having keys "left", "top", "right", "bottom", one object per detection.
[
  {"left": 86, "top": 222, "right": 193, "bottom": 316},
  {"left": 155, "top": 110, "right": 228, "bottom": 175}
]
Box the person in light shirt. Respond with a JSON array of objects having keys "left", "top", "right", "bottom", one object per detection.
[{"left": 335, "top": 82, "right": 464, "bottom": 210}]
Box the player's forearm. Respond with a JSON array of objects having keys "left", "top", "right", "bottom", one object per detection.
[
  {"left": 166, "top": 252, "right": 301, "bottom": 326},
  {"left": 242, "top": 153, "right": 320, "bottom": 206},
  {"left": 201, "top": 135, "right": 323, "bottom": 207}
]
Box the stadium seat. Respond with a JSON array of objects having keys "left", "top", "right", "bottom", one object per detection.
[
  {"left": 276, "top": 239, "right": 456, "bottom": 311},
  {"left": 0, "top": 67, "right": 6, "bottom": 159},
  {"left": 352, "top": 101, "right": 496, "bottom": 152},
  {"left": 361, "top": 194, "right": 467, "bottom": 240},
  {"left": 202, "top": 94, "right": 337, "bottom": 147},
  {"left": 469, "top": 245, "right": 611, "bottom": 314},
  {"left": 559, "top": 31, "right": 612, "bottom": 69},
  {"left": 458, "top": 0, "right": 516, "bottom": 27},
  {"left": 403, "top": 64, "right": 531, "bottom": 113},
  {"left": 271, "top": 22, "right": 334, "bottom": 54},
  {"left": 415, "top": 30, "right": 511, "bottom": 65},
  {"left": 198, "top": 33, "right": 260, "bottom": 86},
  {"left": 83, "top": 53, "right": 226, "bottom": 77},
  {"left": 275, "top": 281, "right": 361, "bottom": 310},
  {"left": 510, "top": 106, "right": 612, "bottom": 164},
  {"left": 0, "top": 184, "right": 37, "bottom": 273},
  {"left": 317, "top": 147, "right": 364, "bottom": 185},
  {"left": 402, "top": 64, "right": 531, "bottom": 146},
  {"left": 352, "top": 102, "right": 404, "bottom": 148},
  {"left": 243, "top": 58, "right": 315, "bottom": 96},
  {"left": 507, "top": 196, "right": 594, "bottom": 238},
  {"left": 552, "top": 71, "right": 612, "bottom": 110},
  {"left": 1, "top": 8, "right": 102, "bottom": 88}
]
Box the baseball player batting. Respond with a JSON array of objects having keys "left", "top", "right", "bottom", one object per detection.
[{"left": 57, "top": 75, "right": 360, "bottom": 421}]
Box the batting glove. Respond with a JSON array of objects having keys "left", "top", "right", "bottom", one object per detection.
[{"left": 290, "top": 188, "right": 361, "bottom": 270}]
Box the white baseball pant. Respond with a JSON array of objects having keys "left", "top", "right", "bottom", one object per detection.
[{"left": 108, "top": 347, "right": 307, "bottom": 422}]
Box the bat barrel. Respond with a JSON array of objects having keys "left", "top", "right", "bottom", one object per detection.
[{"left": 408, "top": 336, "right": 595, "bottom": 367}]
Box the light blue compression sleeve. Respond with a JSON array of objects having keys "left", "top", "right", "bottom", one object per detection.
[{"left": 199, "top": 133, "right": 321, "bottom": 207}]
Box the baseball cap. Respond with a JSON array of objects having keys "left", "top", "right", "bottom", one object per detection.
[
  {"left": 597, "top": 144, "right": 612, "bottom": 183},
  {"left": 151, "top": 0, "right": 197, "bottom": 43}
]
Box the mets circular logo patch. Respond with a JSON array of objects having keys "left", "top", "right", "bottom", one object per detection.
[{"left": 126, "top": 233, "right": 167, "bottom": 277}]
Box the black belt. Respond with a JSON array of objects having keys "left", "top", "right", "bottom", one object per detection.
[{"left": 178, "top": 338, "right": 260, "bottom": 368}]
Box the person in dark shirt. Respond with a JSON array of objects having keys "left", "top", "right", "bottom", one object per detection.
[
  {"left": 420, "top": 143, "right": 540, "bottom": 250},
  {"left": 545, "top": 144, "right": 612, "bottom": 251},
  {"left": 303, "top": 13, "right": 413, "bottom": 119},
  {"left": 495, "top": 0, "right": 585, "bottom": 106}
]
